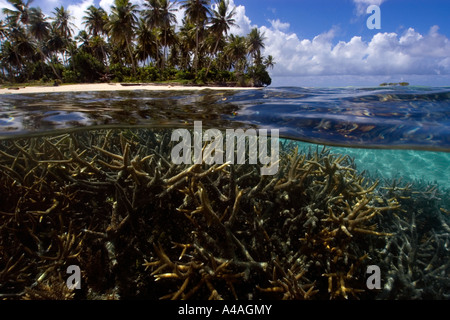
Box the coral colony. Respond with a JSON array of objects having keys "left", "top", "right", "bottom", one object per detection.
[
  {"left": 0, "top": 127, "right": 449, "bottom": 300},
  {"left": 171, "top": 121, "right": 279, "bottom": 175}
]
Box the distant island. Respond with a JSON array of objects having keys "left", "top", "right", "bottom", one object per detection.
[
  {"left": 379, "top": 82, "right": 410, "bottom": 87},
  {"left": 0, "top": 0, "right": 274, "bottom": 88}
]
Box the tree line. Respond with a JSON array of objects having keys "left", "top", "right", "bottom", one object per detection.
[{"left": 0, "top": 0, "right": 275, "bottom": 86}]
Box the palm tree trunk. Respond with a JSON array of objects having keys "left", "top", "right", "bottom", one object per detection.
[
  {"left": 194, "top": 25, "right": 199, "bottom": 74},
  {"left": 36, "top": 46, "right": 61, "bottom": 81},
  {"left": 125, "top": 37, "right": 136, "bottom": 75},
  {"left": 155, "top": 37, "right": 161, "bottom": 69},
  {"left": 100, "top": 45, "right": 110, "bottom": 76},
  {"left": 162, "top": 29, "right": 167, "bottom": 71},
  {"left": 205, "top": 38, "right": 220, "bottom": 79},
  {"left": 14, "top": 52, "right": 21, "bottom": 82},
  {"left": 48, "top": 54, "right": 62, "bottom": 81}
]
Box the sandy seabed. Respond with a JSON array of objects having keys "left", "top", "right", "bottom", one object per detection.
[{"left": 0, "top": 83, "right": 259, "bottom": 95}]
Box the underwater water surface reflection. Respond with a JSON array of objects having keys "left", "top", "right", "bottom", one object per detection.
[{"left": 1, "top": 86, "right": 450, "bottom": 151}]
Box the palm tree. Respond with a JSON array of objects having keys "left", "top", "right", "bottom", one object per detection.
[
  {"left": 246, "top": 27, "right": 265, "bottom": 65},
  {"left": 225, "top": 34, "right": 246, "bottom": 72},
  {"left": 28, "top": 7, "right": 50, "bottom": 41},
  {"left": 1, "top": 40, "right": 22, "bottom": 80},
  {"left": 28, "top": 7, "right": 60, "bottom": 79},
  {"left": 2, "top": 0, "right": 33, "bottom": 79},
  {"left": 44, "top": 24, "right": 66, "bottom": 79},
  {"left": 177, "top": 19, "right": 196, "bottom": 70},
  {"left": 83, "top": 5, "right": 108, "bottom": 37},
  {"left": 143, "top": 0, "right": 177, "bottom": 70},
  {"left": 143, "top": 0, "right": 162, "bottom": 66},
  {"left": 107, "top": 0, "right": 138, "bottom": 74},
  {"left": 205, "top": 0, "right": 237, "bottom": 77},
  {"left": 136, "top": 17, "right": 158, "bottom": 66},
  {"left": 76, "top": 30, "right": 91, "bottom": 52},
  {"left": 89, "top": 35, "right": 110, "bottom": 66},
  {"left": 0, "top": 35, "right": 8, "bottom": 79},
  {"left": 0, "top": 20, "right": 7, "bottom": 40},
  {"left": 263, "top": 55, "right": 275, "bottom": 70},
  {"left": 2, "top": 0, "right": 33, "bottom": 26},
  {"left": 159, "top": 0, "right": 177, "bottom": 70},
  {"left": 52, "top": 6, "right": 74, "bottom": 40},
  {"left": 5, "top": 24, "right": 35, "bottom": 78},
  {"left": 181, "top": 0, "right": 211, "bottom": 73},
  {"left": 82, "top": 6, "right": 109, "bottom": 72},
  {"left": 0, "top": 0, "right": 270, "bottom": 85},
  {"left": 166, "top": 31, "right": 182, "bottom": 68},
  {"left": 51, "top": 6, "right": 75, "bottom": 68}
]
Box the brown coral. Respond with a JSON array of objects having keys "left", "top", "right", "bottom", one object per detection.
[{"left": 0, "top": 128, "right": 403, "bottom": 300}]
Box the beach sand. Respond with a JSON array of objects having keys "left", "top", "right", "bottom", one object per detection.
[{"left": 0, "top": 83, "right": 259, "bottom": 95}]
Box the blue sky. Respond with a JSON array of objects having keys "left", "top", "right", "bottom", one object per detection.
[
  {"left": 240, "top": 0, "right": 450, "bottom": 42},
  {"left": 1, "top": 0, "right": 450, "bottom": 87}
]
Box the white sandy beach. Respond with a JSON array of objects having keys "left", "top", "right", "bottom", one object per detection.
[{"left": 0, "top": 83, "right": 259, "bottom": 95}]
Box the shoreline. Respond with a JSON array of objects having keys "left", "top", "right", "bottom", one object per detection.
[{"left": 0, "top": 83, "right": 262, "bottom": 95}]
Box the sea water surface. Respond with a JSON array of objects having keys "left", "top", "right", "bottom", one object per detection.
[{"left": 0, "top": 85, "right": 449, "bottom": 300}]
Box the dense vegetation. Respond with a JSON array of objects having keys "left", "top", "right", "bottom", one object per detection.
[
  {"left": 0, "top": 0, "right": 274, "bottom": 86},
  {"left": 379, "top": 82, "right": 409, "bottom": 87}
]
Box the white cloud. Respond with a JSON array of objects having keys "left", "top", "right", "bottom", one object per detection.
[
  {"left": 353, "top": 0, "right": 387, "bottom": 15},
  {"left": 68, "top": 0, "right": 94, "bottom": 34},
  {"left": 99, "top": 0, "right": 115, "bottom": 15},
  {"left": 228, "top": 0, "right": 255, "bottom": 36},
  {"left": 222, "top": 0, "right": 450, "bottom": 80},
  {"left": 261, "top": 23, "right": 450, "bottom": 78},
  {"left": 173, "top": 1, "right": 185, "bottom": 31},
  {"left": 0, "top": 0, "right": 15, "bottom": 21},
  {"left": 99, "top": 0, "right": 145, "bottom": 15},
  {"left": 269, "top": 19, "right": 289, "bottom": 32}
]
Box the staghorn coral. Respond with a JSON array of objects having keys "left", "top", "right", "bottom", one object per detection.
[
  {"left": 22, "top": 274, "right": 75, "bottom": 300},
  {"left": 0, "top": 128, "right": 445, "bottom": 300},
  {"left": 372, "top": 179, "right": 450, "bottom": 299}
]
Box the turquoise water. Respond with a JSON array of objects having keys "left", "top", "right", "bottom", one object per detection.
[
  {"left": 298, "top": 143, "right": 450, "bottom": 188},
  {"left": 0, "top": 86, "right": 449, "bottom": 300}
]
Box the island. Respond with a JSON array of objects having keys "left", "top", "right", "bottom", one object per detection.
[
  {"left": 379, "top": 82, "right": 410, "bottom": 87},
  {"left": 0, "top": 0, "right": 274, "bottom": 88}
]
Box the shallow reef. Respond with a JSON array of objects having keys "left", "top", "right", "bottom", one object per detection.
[{"left": 0, "top": 128, "right": 448, "bottom": 300}]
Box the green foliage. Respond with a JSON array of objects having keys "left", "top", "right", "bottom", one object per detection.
[
  {"left": 217, "top": 70, "right": 236, "bottom": 83},
  {"left": 248, "top": 63, "right": 272, "bottom": 87},
  {"left": 193, "top": 67, "right": 236, "bottom": 84},
  {"left": 235, "top": 72, "right": 247, "bottom": 87},
  {"left": 109, "top": 63, "right": 132, "bottom": 82},
  {"left": 161, "top": 67, "right": 178, "bottom": 81},
  {"left": 62, "top": 69, "right": 78, "bottom": 83},
  {"left": 195, "top": 67, "right": 209, "bottom": 83},
  {"left": 175, "top": 70, "right": 195, "bottom": 81},
  {"left": 0, "top": 1, "right": 274, "bottom": 87},
  {"left": 70, "top": 51, "right": 105, "bottom": 83},
  {"left": 380, "top": 82, "right": 410, "bottom": 87},
  {"left": 137, "top": 66, "right": 160, "bottom": 82},
  {"left": 26, "top": 61, "right": 48, "bottom": 81}
]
